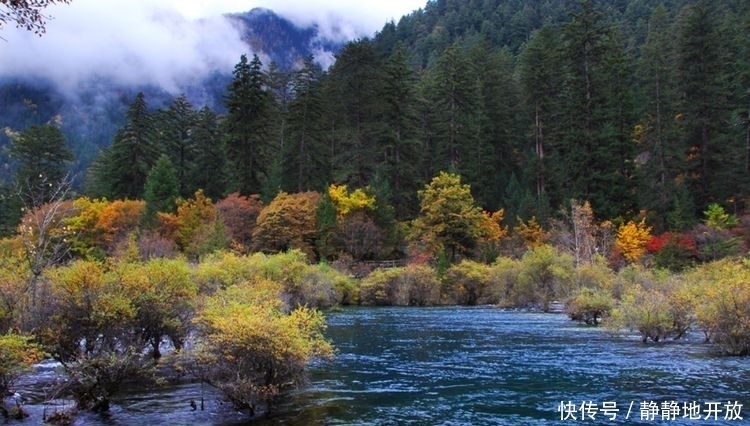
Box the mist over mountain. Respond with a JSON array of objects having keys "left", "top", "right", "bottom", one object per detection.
[
  {"left": 0, "top": 8, "right": 358, "bottom": 181},
  {"left": 0, "top": 7, "right": 351, "bottom": 183}
]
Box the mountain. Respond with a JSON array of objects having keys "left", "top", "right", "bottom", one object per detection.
[{"left": 0, "top": 8, "right": 346, "bottom": 185}]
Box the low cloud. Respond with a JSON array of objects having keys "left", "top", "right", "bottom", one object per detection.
[
  {"left": 0, "top": 0, "right": 247, "bottom": 96},
  {"left": 0, "top": 0, "right": 425, "bottom": 97}
]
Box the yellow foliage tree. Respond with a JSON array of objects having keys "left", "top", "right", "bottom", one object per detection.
[
  {"left": 158, "top": 190, "right": 216, "bottom": 252},
  {"left": 515, "top": 216, "right": 546, "bottom": 248},
  {"left": 615, "top": 219, "right": 652, "bottom": 262},
  {"left": 252, "top": 191, "right": 321, "bottom": 259},
  {"left": 327, "top": 184, "right": 376, "bottom": 219},
  {"left": 0, "top": 333, "right": 44, "bottom": 396},
  {"left": 193, "top": 280, "right": 333, "bottom": 414}
]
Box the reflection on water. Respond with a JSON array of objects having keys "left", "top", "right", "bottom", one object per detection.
[{"left": 14, "top": 307, "right": 750, "bottom": 425}]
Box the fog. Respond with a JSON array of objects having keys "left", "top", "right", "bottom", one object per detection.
[{"left": 0, "top": 0, "right": 425, "bottom": 97}]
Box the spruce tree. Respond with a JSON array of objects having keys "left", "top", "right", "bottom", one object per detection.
[
  {"left": 142, "top": 154, "right": 179, "bottom": 226},
  {"left": 8, "top": 124, "right": 73, "bottom": 205},
  {"left": 284, "top": 55, "right": 329, "bottom": 192},
  {"left": 377, "top": 43, "right": 422, "bottom": 218},
  {"left": 224, "top": 54, "right": 274, "bottom": 195},
  {"left": 555, "top": 0, "right": 636, "bottom": 218},
  {"left": 634, "top": 5, "right": 682, "bottom": 231},
  {"left": 519, "top": 25, "right": 564, "bottom": 212},
  {"left": 157, "top": 95, "right": 197, "bottom": 198},
  {"left": 676, "top": 1, "right": 730, "bottom": 209},
  {"left": 326, "top": 39, "right": 383, "bottom": 187},
  {"left": 103, "top": 92, "right": 159, "bottom": 200},
  {"left": 191, "top": 106, "right": 227, "bottom": 200}
]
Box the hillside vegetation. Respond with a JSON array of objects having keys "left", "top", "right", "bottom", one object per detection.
[{"left": 1, "top": 0, "right": 750, "bottom": 420}]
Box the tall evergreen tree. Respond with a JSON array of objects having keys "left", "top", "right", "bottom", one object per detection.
[
  {"left": 284, "top": 55, "right": 329, "bottom": 192},
  {"left": 676, "top": 1, "right": 730, "bottom": 210},
  {"left": 8, "top": 124, "right": 72, "bottom": 198},
  {"left": 190, "top": 107, "right": 227, "bottom": 200},
  {"left": 224, "top": 54, "right": 275, "bottom": 195},
  {"left": 634, "top": 5, "right": 684, "bottom": 231},
  {"left": 554, "top": 0, "right": 636, "bottom": 218},
  {"left": 519, "top": 25, "right": 564, "bottom": 216},
  {"left": 100, "top": 92, "right": 159, "bottom": 200},
  {"left": 466, "top": 41, "right": 522, "bottom": 210},
  {"left": 8, "top": 124, "right": 73, "bottom": 210},
  {"left": 142, "top": 154, "right": 179, "bottom": 226},
  {"left": 326, "top": 39, "right": 384, "bottom": 187},
  {"left": 377, "top": 43, "right": 423, "bottom": 218},
  {"left": 424, "top": 43, "right": 479, "bottom": 175},
  {"left": 156, "top": 95, "right": 198, "bottom": 198}
]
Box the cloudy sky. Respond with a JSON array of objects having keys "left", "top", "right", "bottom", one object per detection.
[{"left": 0, "top": 0, "right": 426, "bottom": 95}]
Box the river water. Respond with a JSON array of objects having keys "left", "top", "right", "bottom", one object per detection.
[{"left": 13, "top": 307, "right": 750, "bottom": 425}]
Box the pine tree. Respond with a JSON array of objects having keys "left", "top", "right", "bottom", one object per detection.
[
  {"left": 102, "top": 92, "right": 159, "bottom": 200},
  {"left": 191, "top": 106, "right": 227, "bottom": 200},
  {"left": 466, "top": 41, "right": 521, "bottom": 210},
  {"left": 224, "top": 54, "right": 275, "bottom": 195},
  {"left": 634, "top": 5, "right": 682, "bottom": 231},
  {"left": 156, "top": 95, "right": 198, "bottom": 198},
  {"left": 284, "top": 55, "right": 329, "bottom": 192},
  {"left": 554, "top": 0, "right": 636, "bottom": 218},
  {"left": 519, "top": 25, "right": 564, "bottom": 212},
  {"left": 676, "top": 1, "right": 730, "bottom": 209},
  {"left": 377, "top": 43, "right": 422, "bottom": 218},
  {"left": 326, "top": 40, "right": 384, "bottom": 187},
  {"left": 424, "top": 43, "right": 479, "bottom": 175},
  {"left": 8, "top": 124, "right": 73, "bottom": 205},
  {"left": 142, "top": 154, "right": 179, "bottom": 226}
]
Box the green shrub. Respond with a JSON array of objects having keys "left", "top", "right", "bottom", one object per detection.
[
  {"left": 567, "top": 288, "right": 614, "bottom": 325},
  {"left": 444, "top": 260, "right": 498, "bottom": 305},
  {"left": 359, "top": 265, "right": 440, "bottom": 306},
  {"left": 515, "top": 245, "right": 575, "bottom": 310}
]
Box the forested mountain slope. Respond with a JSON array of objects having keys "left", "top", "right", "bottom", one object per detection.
[{"left": 3, "top": 0, "right": 750, "bottom": 237}]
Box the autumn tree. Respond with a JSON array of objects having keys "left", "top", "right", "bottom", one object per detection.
[
  {"left": 252, "top": 191, "right": 321, "bottom": 260},
  {"left": 215, "top": 193, "right": 263, "bottom": 252},
  {"left": 687, "top": 259, "right": 750, "bottom": 355},
  {"left": 0, "top": 332, "right": 44, "bottom": 403},
  {"left": 193, "top": 282, "right": 333, "bottom": 415},
  {"left": 158, "top": 190, "right": 219, "bottom": 257},
  {"left": 615, "top": 219, "right": 652, "bottom": 263},
  {"left": 41, "top": 260, "right": 151, "bottom": 411},
  {"left": 327, "top": 183, "right": 376, "bottom": 219},
  {"left": 515, "top": 244, "right": 575, "bottom": 311},
  {"left": 411, "top": 172, "right": 487, "bottom": 263},
  {"left": 114, "top": 258, "right": 197, "bottom": 359},
  {"left": 16, "top": 182, "right": 74, "bottom": 318}
]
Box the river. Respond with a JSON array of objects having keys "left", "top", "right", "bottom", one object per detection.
[{"left": 13, "top": 307, "right": 750, "bottom": 425}]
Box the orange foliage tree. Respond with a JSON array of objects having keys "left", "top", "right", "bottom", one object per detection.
[
  {"left": 66, "top": 198, "right": 145, "bottom": 259},
  {"left": 158, "top": 190, "right": 218, "bottom": 254},
  {"left": 615, "top": 219, "right": 653, "bottom": 262},
  {"left": 215, "top": 192, "right": 263, "bottom": 252},
  {"left": 252, "top": 191, "right": 321, "bottom": 259}
]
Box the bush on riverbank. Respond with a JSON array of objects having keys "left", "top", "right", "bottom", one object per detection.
[
  {"left": 191, "top": 281, "right": 334, "bottom": 416},
  {"left": 359, "top": 264, "right": 441, "bottom": 306}
]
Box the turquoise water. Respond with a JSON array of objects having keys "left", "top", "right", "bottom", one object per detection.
[
  {"left": 255, "top": 307, "right": 750, "bottom": 426},
  {"left": 15, "top": 307, "right": 750, "bottom": 425}
]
